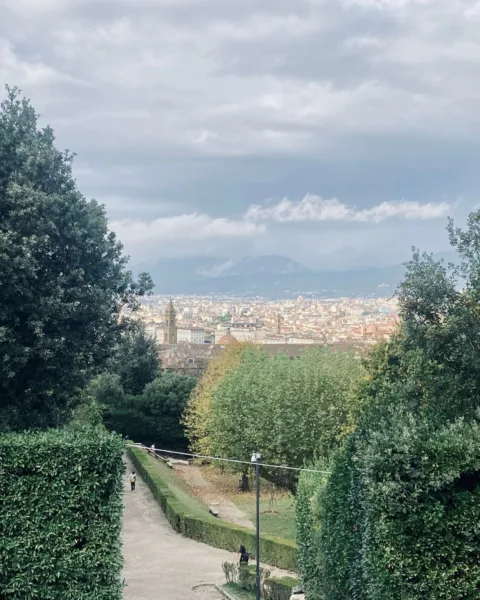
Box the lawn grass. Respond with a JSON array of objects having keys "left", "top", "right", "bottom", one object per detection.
[
  {"left": 234, "top": 495, "right": 296, "bottom": 541},
  {"left": 140, "top": 453, "right": 211, "bottom": 519},
  {"left": 202, "top": 466, "right": 296, "bottom": 541},
  {"left": 223, "top": 583, "right": 256, "bottom": 600}
]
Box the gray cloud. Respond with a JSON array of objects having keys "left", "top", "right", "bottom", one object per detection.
[{"left": 0, "top": 0, "right": 478, "bottom": 268}]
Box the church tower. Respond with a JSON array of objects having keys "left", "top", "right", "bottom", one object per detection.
[
  {"left": 276, "top": 314, "right": 282, "bottom": 335},
  {"left": 164, "top": 298, "right": 177, "bottom": 344}
]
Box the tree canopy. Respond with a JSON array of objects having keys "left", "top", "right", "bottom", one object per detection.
[
  {"left": 182, "top": 342, "right": 251, "bottom": 455},
  {"left": 99, "top": 371, "right": 196, "bottom": 450},
  {"left": 208, "top": 346, "right": 363, "bottom": 491},
  {"left": 107, "top": 322, "right": 160, "bottom": 396},
  {"left": 0, "top": 87, "right": 152, "bottom": 430}
]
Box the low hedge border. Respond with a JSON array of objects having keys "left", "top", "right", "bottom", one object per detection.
[
  {"left": 127, "top": 444, "right": 297, "bottom": 571},
  {"left": 264, "top": 576, "right": 299, "bottom": 600}
]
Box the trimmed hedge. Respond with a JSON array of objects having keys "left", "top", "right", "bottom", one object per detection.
[
  {"left": 0, "top": 429, "right": 124, "bottom": 600},
  {"left": 320, "top": 413, "right": 480, "bottom": 600},
  {"left": 295, "top": 470, "right": 324, "bottom": 600},
  {"left": 127, "top": 444, "right": 297, "bottom": 570},
  {"left": 264, "top": 576, "right": 298, "bottom": 600}
]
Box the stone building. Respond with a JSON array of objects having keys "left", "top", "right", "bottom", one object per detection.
[{"left": 177, "top": 327, "right": 206, "bottom": 344}]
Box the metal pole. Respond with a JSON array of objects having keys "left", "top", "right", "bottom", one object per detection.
[{"left": 255, "top": 457, "right": 260, "bottom": 600}]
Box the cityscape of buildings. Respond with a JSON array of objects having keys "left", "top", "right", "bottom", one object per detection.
[{"left": 125, "top": 295, "right": 399, "bottom": 376}]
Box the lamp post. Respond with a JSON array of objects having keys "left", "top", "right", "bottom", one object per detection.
[{"left": 251, "top": 451, "right": 261, "bottom": 600}]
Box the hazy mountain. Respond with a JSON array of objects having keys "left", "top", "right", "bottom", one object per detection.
[{"left": 140, "top": 252, "right": 457, "bottom": 298}]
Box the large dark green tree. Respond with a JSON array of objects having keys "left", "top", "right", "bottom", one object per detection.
[
  {"left": 0, "top": 87, "right": 152, "bottom": 430},
  {"left": 107, "top": 322, "right": 160, "bottom": 395},
  {"left": 141, "top": 372, "right": 197, "bottom": 449},
  {"left": 101, "top": 371, "right": 197, "bottom": 450}
]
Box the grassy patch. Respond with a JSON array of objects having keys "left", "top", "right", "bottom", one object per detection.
[
  {"left": 235, "top": 496, "right": 296, "bottom": 541},
  {"left": 202, "top": 466, "right": 296, "bottom": 540},
  {"left": 223, "top": 583, "right": 256, "bottom": 600}
]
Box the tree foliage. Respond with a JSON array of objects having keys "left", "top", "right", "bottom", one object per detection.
[
  {"left": 140, "top": 371, "right": 197, "bottom": 449},
  {"left": 0, "top": 86, "right": 152, "bottom": 431},
  {"left": 89, "top": 374, "right": 126, "bottom": 409},
  {"left": 209, "top": 346, "right": 363, "bottom": 490},
  {"left": 97, "top": 370, "right": 197, "bottom": 450},
  {"left": 314, "top": 211, "right": 480, "bottom": 600},
  {"left": 107, "top": 322, "right": 160, "bottom": 396},
  {"left": 182, "top": 343, "right": 251, "bottom": 455},
  {"left": 320, "top": 412, "right": 480, "bottom": 600}
]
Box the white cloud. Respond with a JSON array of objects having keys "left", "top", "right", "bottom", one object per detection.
[
  {"left": 1, "top": 0, "right": 478, "bottom": 163},
  {"left": 208, "top": 14, "right": 324, "bottom": 41},
  {"left": 111, "top": 212, "right": 265, "bottom": 258},
  {"left": 245, "top": 194, "right": 451, "bottom": 223},
  {"left": 340, "top": 0, "right": 435, "bottom": 9},
  {"left": 353, "top": 200, "right": 451, "bottom": 222}
]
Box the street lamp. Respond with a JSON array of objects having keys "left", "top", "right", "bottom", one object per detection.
[{"left": 251, "top": 451, "right": 261, "bottom": 600}]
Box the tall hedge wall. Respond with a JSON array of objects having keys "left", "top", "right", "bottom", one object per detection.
[
  {"left": 127, "top": 445, "right": 297, "bottom": 571},
  {"left": 295, "top": 470, "right": 325, "bottom": 600},
  {"left": 0, "top": 429, "right": 124, "bottom": 600},
  {"left": 319, "top": 413, "right": 480, "bottom": 600}
]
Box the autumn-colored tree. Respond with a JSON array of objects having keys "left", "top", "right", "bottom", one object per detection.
[{"left": 182, "top": 343, "right": 251, "bottom": 455}]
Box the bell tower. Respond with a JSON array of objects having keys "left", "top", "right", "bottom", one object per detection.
[
  {"left": 276, "top": 314, "right": 282, "bottom": 335},
  {"left": 164, "top": 298, "right": 177, "bottom": 344}
]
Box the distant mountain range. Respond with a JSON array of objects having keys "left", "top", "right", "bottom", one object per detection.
[{"left": 138, "top": 252, "right": 456, "bottom": 298}]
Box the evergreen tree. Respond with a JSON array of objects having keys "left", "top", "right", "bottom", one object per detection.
[{"left": 0, "top": 87, "right": 152, "bottom": 430}]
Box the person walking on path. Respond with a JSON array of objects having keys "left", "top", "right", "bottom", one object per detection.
[{"left": 129, "top": 470, "right": 136, "bottom": 491}]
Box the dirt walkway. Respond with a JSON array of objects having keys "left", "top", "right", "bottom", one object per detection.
[
  {"left": 122, "top": 459, "right": 294, "bottom": 599},
  {"left": 173, "top": 464, "right": 254, "bottom": 530}
]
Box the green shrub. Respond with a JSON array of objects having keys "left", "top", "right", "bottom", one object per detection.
[
  {"left": 127, "top": 445, "right": 297, "bottom": 570},
  {"left": 238, "top": 564, "right": 270, "bottom": 593},
  {"left": 320, "top": 412, "right": 480, "bottom": 600},
  {"left": 0, "top": 428, "right": 124, "bottom": 600}
]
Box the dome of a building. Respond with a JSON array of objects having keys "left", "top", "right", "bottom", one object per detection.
[{"left": 217, "top": 327, "right": 238, "bottom": 345}]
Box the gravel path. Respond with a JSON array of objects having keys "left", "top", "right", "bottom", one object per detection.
[{"left": 122, "top": 458, "right": 234, "bottom": 600}]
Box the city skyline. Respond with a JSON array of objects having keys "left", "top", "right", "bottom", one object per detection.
[{"left": 128, "top": 294, "right": 399, "bottom": 356}]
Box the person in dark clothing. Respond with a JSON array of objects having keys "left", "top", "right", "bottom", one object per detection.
[{"left": 238, "top": 545, "right": 249, "bottom": 565}]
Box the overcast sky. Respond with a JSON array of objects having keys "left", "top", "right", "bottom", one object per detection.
[{"left": 1, "top": 0, "right": 479, "bottom": 270}]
